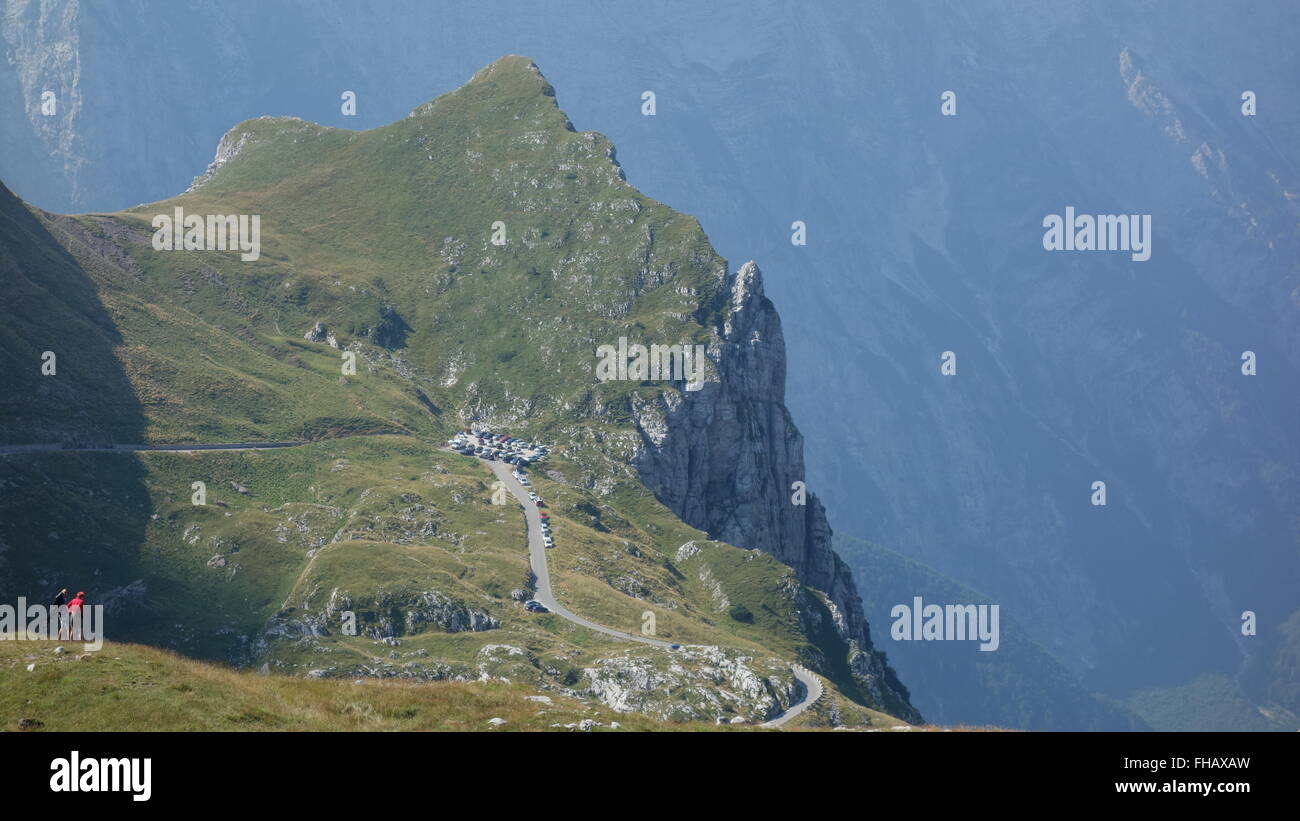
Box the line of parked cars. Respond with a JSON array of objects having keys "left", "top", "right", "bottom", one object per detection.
[
  {"left": 517, "top": 475, "right": 556, "bottom": 548},
  {"left": 447, "top": 428, "right": 559, "bottom": 550},
  {"left": 446, "top": 428, "right": 549, "bottom": 466},
  {"left": 539, "top": 509, "right": 553, "bottom": 549}
]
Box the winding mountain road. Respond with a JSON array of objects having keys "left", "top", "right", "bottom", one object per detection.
[
  {"left": 486, "top": 458, "right": 822, "bottom": 728},
  {"left": 1, "top": 436, "right": 822, "bottom": 726},
  {"left": 489, "top": 460, "right": 675, "bottom": 648},
  {"left": 764, "top": 665, "right": 823, "bottom": 728}
]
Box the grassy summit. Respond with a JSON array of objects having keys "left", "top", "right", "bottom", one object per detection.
[{"left": 114, "top": 54, "right": 721, "bottom": 441}]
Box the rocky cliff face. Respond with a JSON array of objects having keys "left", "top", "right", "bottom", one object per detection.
[
  {"left": 630, "top": 260, "right": 918, "bottom": 721},
  {"left": 0, "top": 0, "right": 84, "bottom": 208}
]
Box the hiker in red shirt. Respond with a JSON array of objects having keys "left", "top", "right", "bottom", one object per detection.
[{"left": 67, "top": 592, "right": 85, "bottom": 641}]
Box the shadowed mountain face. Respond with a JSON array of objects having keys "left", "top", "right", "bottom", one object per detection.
[
  {"left": 0, "top": 180, "right": 153, "bottom": 627},
  {"left": 2, "top": 0, "right": 1296, "bottom": 729},
  {"left": 0, "top": 181, "right": 139, "bottom": 445}
]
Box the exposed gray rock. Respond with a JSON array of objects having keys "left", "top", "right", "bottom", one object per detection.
[
  {"left": 631, "top": 261, "right": 919, "bottom": 722},
  {"left": 188, "top": 126, "right": 253, "bottom": 191},
  {"left": 674, "top": 541, "right": 701, "bottom": 563},
  {"left": 265, "top": 585, "right": 499, "bottom": 642},
  {"left": 579, "top": 644, "right": 794, "bottom": 723}
]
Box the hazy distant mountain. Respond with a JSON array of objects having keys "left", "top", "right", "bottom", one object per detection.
[{"left": 3, "top": 0, "right": 1295, "bottom": 729}]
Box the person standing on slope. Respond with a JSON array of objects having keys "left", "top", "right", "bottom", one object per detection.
[
  {"left": 67, "top": 591, "right": 86, "bottom": 641},
  {"left": 52, "top": 588, "right": 69, "bottom": 639}
]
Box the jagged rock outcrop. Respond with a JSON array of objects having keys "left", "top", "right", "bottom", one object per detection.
[
  {"left": 266, "top": 586, "right": 499, "bottom": 642},
  {"left": 579, "top": 645, "right": 797, "bottom": 723},
  {"left": 187, "top": 124, "right": 254, "bottom": 192},
  {"left": 631, "top": 260, "right": 920, "bottom": 722}
]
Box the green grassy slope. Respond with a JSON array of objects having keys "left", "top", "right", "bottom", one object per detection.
[
  {"left": 0, "top": 639, "right": 724, "bottom": 732},
  {"left": 0, "top": 56, "right": 916, "bottom": 725},
  {"left": 109, "top": 55, "right": 721, "bottom": 443}
]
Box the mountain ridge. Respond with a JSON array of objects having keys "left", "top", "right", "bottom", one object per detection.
[{"left": 0, "top": 55, "right": 919, "bottom": 726}]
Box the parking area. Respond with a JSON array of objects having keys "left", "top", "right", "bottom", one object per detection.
[
  {"left": 446, "top": 428, "right": 549, "bottom": 467},
  {"left": 448, "top": 428, "right": 556, "bottom": 551}
]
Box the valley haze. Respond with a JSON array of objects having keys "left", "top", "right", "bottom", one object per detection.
[{"left": 0, "top": 0, "right": 1296, "bottom": 741}]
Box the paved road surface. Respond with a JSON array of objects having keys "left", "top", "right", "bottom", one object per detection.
[
  {"left": 487, "top": 458, "right": 823, "bottom": 727},
  {"left": 760, "top": 664, "right": 824, "bottom": 727},
  {"left": 0, "top": 441, "right": 307, "bottom": 455},
  {"left": 489, "top": 460, "right": 674, "bottom": 648}
]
